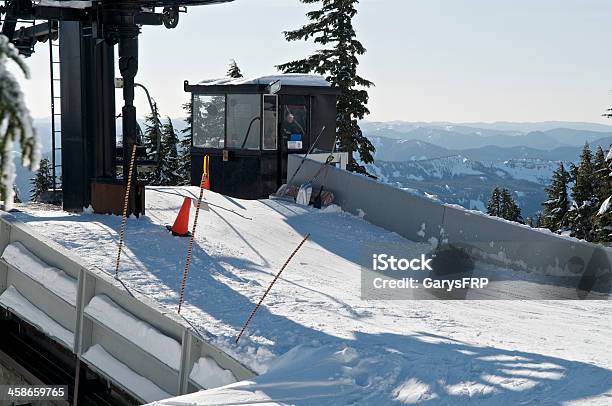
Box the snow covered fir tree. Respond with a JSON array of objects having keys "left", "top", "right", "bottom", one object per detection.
[
  {"left": 486, "top": 187, "right": 523, "bottom": 223},
  {"left": 567, "top": 144, "right": 598, "bottom": 241},
  {"left": 533, "top": 142, "right": 612, "bottom": 245},
  {"left": 227, "top": 59, "right": 243, "bottom": 79},
  {"left": 148, "top": 117, "right": 181, "bottom": 186},
  {"left": 30, "top": 158, "right": 53, "bottom": 202},
  {"left": 143, "top": 103, "right": 163, "bottom": 164},
  {"left": 0, "top": 35, "right": 40, "bottom": 209},
  {"left": 277, "top": 0, "right": 375, "bottom": 175},
  {"left": 594, "top": 145, "right": 612, "bottom": 243},
  {"left": 591, "top": 146, "right": 611, "bottom": 240},
  {"left": 541, "top": 162, "right": 571, "bottom": 233},
  {"left": 178, "top": 100, "right": 193, "bottom": 185}
]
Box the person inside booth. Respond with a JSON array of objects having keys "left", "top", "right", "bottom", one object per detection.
[
  {"left": 282, "top": 113, "right": 305, "bottom": 136},
  {"left": 282, "top": 112, "right": 306, "bottom": 150}
]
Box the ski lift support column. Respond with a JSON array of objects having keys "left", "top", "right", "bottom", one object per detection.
[{"left": 0, "top": 0, "right": 234, "bottom": 216}]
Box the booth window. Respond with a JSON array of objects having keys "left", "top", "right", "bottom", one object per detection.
[
  {"left": 263, "top": 95, "right": 278, "bottom": 150},
  {"left": 280, "top": 98, "right": 309, "bottom": 151},
  {"left": 193, "top": 94, "right": 226, "bottom": 148},
  {"left": 226, "top": 94, "right": 261, "bottom": 150}
]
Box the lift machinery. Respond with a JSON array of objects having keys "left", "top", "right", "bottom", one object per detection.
[{"left": 0, "top": 0, "right": 233, "bottom": 216}]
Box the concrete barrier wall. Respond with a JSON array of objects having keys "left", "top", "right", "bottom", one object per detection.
[
  {"left": 287, "top": 155, "right": 612, "bottom": 277},
  {"left": 0, "top": 213, "right": 255, "bottom": 403}
]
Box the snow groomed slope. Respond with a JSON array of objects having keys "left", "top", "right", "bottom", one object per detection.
[
  {"left": 0, "top": 213, "right": 254, "bottom": 403},
  {"left": 10, "top": 186, "right": 612, "bottom": 405}
]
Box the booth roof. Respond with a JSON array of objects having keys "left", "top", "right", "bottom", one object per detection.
[
  {"left": 36, "top": 0, "right": 232, "bottom": 9},
  {"left": 197, "top": 74, "right": 331, "bottom": 88},
  {"left": 37, "top": 0, "right": 92, "bottom": 8}
]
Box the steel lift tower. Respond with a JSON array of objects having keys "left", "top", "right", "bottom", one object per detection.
[{"left": 0, "top": 0, "right": 232, "bottom": 216}]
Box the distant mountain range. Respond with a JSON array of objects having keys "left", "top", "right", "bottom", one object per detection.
[
  {"left": 14, "top": 119, "right": 612, "bottom": 216},
  {"left": 361, "top": 120, "right": 612, "bottom": 137},
  {"left": 369, "top": 135, "right": 612, "bottom": 163},
  {"left": 360, "top": 121, "right": 612, "bottom": 219},
  {"left": 362, "top": 122, "right": 612, "bottom": 152},
  {"left": 366, "top": 156, "right": 557, "bottom": 219}
]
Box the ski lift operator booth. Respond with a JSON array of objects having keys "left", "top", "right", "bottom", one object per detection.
[{"left": 184, "top": 74, "right": 341, "bottom": 199}]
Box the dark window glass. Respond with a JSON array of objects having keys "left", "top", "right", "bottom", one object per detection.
[{"left": 227, "top": 94, "right": 261, "bottom": 150}]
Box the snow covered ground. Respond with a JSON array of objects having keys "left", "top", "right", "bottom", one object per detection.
[{"left": 11, "top": 187, "right": 612, "bottom": 405}]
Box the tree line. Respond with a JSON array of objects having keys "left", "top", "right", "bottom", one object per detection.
[
  {"left": 485, "top": 143, "right": 612, "bottom": 245},
  {"left": 539, "top": 143, "right": 612, "bottom": 243}
]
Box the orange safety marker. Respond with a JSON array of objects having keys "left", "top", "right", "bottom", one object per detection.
[
  {"left": 235, "top": 233, "right": 310, "bottom": 344},
  {"left": 202, "top": 155, "right": 210, "bottom": 191},
  {"left": 166, "top": 197, "right": 192, "bottom": 237},
  {"left": 177, "top": 156, "right": 209, "bottom": 313}
]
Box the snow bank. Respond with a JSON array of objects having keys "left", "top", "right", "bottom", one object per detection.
[
  {"left": 150, "top": 335, "right": 610, "bottom": 406},
  {"left": 84, "top": 295, "right": 181, "bottom": 370},
  {"left": 82, "top": 344, "right": 170, "bottom": 403},
  {"left": 149, "top": 344, "right": 372, "bottom": 405},
  {"left": 0, "top": 286, "right": 73, "bottom": 349},
  {"left": 13, "top": 187, "right": 612, "bottom": 406},
  {"left": 320, "top": 204, "right": 342, "bottom": 214},
  {"left": 1, "top": 242, "right": 77, "bottom": 306},
  {"left": 189, "top": 357, "right": 237, "bottom": 389}
]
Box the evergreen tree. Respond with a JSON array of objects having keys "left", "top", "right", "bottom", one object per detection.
[
  {"left": 487, "top": 187, "right": 502, "bottom": 217},
  {"left": 500, "top": 188, "right": 523, "bottom": 223},
  {"left": 593, "top": 146, "right": 612, "bottom": 243},
  {"left": 568, "top": 143, "right": 597, "bottom": 241},
  {"left": 227, "top": 59, "right": 244, "bottom": 79},
  {"left": 178, "top": 101, "right": 192, "bottom": 185},
  {"left": 541, "top": 162, "right": 570, "bottom": 232},
  {"left": 150, "top": 117, "right": 181, "bottom": 186},
  {"left": 277, "top": 0, "right": 375, "bottom": 175},
  {"left": 0, "top": 35, "right": 40, "bottom": 208},
  {"left": 487, "top": 187, "right": 522, "bottom": 223},
  {"left": 142, "top": 102, "right": 162, "bottom": 162},
  {"left": 593, "top": 146, "right": 610, "bottom": 203},
  {"left": 30, "top": 158, "right": 53, "bottom": 201}
]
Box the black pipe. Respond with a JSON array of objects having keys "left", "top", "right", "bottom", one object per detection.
[{"left": 240, "top": 116, "right": 261, "bottom": 149}]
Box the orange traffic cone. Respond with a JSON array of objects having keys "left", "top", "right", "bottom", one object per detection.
[{"left": 166, "top": 197, "right": 191, "bottom": 237}]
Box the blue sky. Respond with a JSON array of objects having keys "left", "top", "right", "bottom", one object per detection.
[{"left": 12, "top": 0, "right": 612, "bottom": 124}]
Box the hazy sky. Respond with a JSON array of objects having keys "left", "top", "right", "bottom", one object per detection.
[{"left": 11, "top": 0, "right": 612, "bottom": 124}]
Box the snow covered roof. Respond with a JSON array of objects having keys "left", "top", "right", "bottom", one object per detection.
[
  {"left": 35, "top": 0, "right": 232, "bottom": 9},
  {"left": 36, "top": 0, "right": 92, "bottom": 9},
  {"left": 197, "top": 74, "right": 331, "bottom": 88}
]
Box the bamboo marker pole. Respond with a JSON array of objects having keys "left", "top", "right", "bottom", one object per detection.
[
  {"left": 115, "top": 144, "right": 138, "bottom": 279},
  {"left": 178, "top": 156, "right": 209, "bottom": 313},
  {"left": 235, "top": 233, "right": 310, "bottom": 344}
]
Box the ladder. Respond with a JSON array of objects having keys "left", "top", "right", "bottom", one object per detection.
[{"left": 48, "top": 20, "right": 61, "bottom": 192}]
